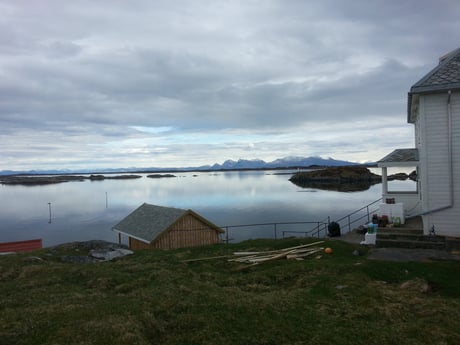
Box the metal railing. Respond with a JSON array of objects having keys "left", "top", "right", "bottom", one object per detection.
[
  {"left": 332, "top": 197, "right": 382, "bottom": 234},
  {"left": 220, "top": 197, "right": 383, "bottom": 243},
  {"left": 221, "top": 221, "right": 328, "bottom": 244}
]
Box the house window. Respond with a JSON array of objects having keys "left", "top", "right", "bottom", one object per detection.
[{"left": 387, "top": 167, "right": 417, "bottom": 193}]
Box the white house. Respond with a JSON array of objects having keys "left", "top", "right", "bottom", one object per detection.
[{"left": 378, "top": 47, "right": 460, "bottom": 237}]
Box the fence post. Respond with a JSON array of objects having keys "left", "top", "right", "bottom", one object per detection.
[
  {"left": 226, "top": 227, "right": 229, "bottom": 244},
  {"left": 274, "top": 224, "right": 277, "bottom": 239}
]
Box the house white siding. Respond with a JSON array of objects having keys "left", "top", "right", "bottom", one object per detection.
[{"left": 417, "top": 91, "right": 460, "bottom": 236}]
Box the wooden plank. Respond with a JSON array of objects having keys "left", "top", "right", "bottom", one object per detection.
[
  {"left": 286, "top": 248, "right": 323, "bottom": 259},
  {"left": 181, "top": 255, "right": 233, "bottom": 263},
  {"left": 233, "top": 241, "right": 324, "bottom": 256}
]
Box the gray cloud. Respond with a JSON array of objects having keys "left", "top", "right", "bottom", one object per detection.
[{"left": 1, "top": 0, "right": 459, "bottom": 170}]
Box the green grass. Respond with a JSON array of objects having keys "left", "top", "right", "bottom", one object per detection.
[{"left": 1, "top": 238, "right": 460, "bottom": 345}]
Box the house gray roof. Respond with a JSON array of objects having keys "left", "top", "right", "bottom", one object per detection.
[
  {"left": 407, "top": 47, "right": 460, "bottom": 122},
  {"left": 410, "top": 47, "right": 460, "bottom": 94},
  {"left": 112, "top": 203, "right": 223, "bottom": 243},
  {"left": 377, "top": 148, "right": 419, "bottom": 167}
]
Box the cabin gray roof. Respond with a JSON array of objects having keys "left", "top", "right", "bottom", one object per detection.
[
  {"left": 112, "top": 203, "right": 223, "bottom": 243},
  {"left": 112, "top": 203, "right": 188, "bottom": 243},
  {"left": 377, "top": 148, "right": 419, "bottom": 167}
]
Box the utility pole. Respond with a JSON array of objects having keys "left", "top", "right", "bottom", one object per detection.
[{"left": 48, "top": 202, "right": 52, "bottom": 223}]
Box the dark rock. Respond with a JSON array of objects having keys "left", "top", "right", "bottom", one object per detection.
[
  {"left": 61, "top": 255, "right": 98, "bottom": 264},
  {"left": 387, "top": 173, "right": 409, "bottom": 181},
  {"left": 89, "top": 248, "right": 133, "bottom": 261},
  {"left": 53, "top": 241, "right": 132, "bottom": 263}
]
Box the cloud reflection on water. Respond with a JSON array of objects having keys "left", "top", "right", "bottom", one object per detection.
[{"left": 0, "top": 170, "right": 400, "bottom": 246}]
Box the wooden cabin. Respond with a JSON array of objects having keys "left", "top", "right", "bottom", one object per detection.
[{"left": 112, "top": 203, "right": 224, "bottom": 250}]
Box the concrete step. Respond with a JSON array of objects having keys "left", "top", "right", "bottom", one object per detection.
[
  {"left": 376, "top": 237, "right": 447, "bottom": 250},
  {"left": 377, "top": 227, "right": 423, "bottom": 235},
  {"left": 377, "top": 232, "right": 444, "bottom": 242},
  {"left": 446, "top": 237, "right": 460, "bottom": 252}
]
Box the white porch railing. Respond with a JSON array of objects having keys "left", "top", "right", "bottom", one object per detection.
[{"left": 382, "top": 192, "right": 421, "bottom": 217}]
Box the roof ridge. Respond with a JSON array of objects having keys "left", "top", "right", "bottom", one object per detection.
[
  {"left": 439, "top": 47, "right": 460, "bottom": 64},
  {"left": 410, "top": 47, "right": 460, "bottom": 94}
]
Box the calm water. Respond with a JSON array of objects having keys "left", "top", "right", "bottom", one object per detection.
[{"left": 0, "top": 169, "right": 410, "bottom": 247}]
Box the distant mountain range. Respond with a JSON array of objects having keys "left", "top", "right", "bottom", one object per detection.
[
  {"left": 0, "top": 156, "right": 364, "bottom": 175},
  {"left": 209, "top": 156, "right": 359, "bottom": 170}
]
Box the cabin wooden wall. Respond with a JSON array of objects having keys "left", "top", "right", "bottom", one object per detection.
[
  {"left": 128, "top": 214, "right": 222, "bottom": 250},
  {"left": 154, "top": 214, "right": 221, "bottom": 249},
  {"left": 129, "top": 237, "right": 152, "bottom": 250}
]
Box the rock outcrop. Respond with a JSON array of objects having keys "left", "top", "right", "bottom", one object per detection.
[
  {"left": 289, "top": 166, "right": 382, "bottom": 192},
  {"left": 49, "top": 241, "right": 133, "bottom": 263}
]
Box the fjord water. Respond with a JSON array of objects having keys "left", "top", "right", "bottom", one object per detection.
[{"left": 0, "top": 170, "right": 394, "bottom": 247}]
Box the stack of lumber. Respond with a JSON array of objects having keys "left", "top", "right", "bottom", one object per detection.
[
  {"left": 181, "top": 241, "right": 325, "bottom": 266},
  {"left": 229, "top": 241, "right": 324, "bottom": 264}
]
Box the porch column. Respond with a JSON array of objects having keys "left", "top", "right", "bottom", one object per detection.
[{"left": 381, "top": 167, "right": 388, "bottom": 194}]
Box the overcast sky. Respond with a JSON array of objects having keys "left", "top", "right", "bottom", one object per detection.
[{"left": 1, "top": 0, "right": 459, "bottom": 171}]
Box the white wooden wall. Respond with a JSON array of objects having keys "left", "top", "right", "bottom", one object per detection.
[{"left": 416, "top": 91, "right": 460, "bottom": 236}]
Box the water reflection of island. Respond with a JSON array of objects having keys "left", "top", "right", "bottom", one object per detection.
[{"left": 289, "top": 166, "right": 382, "bottom": 192}]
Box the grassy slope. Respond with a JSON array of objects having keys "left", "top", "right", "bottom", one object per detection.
[{"left": 1, "top": 238, "right": 460, "bottom": 345}]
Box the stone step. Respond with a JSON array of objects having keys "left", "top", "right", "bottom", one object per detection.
[{"left": 376, "top": 238, "right": 447, "bottom": 250}]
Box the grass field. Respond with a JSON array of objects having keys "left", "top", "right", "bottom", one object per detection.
[{"left": 1, "top": 238, "right": 460, "bottom": 345}]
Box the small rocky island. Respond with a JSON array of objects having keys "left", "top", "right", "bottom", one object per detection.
[
  {"left": 0, "top": 174, "right": 142, "bottom": 186},
  {"left": 289, "top": 166, "right": 382, "bottom": 192},
  {"left": 146, "top": 174, "right": 176, "bottom": 178}
]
